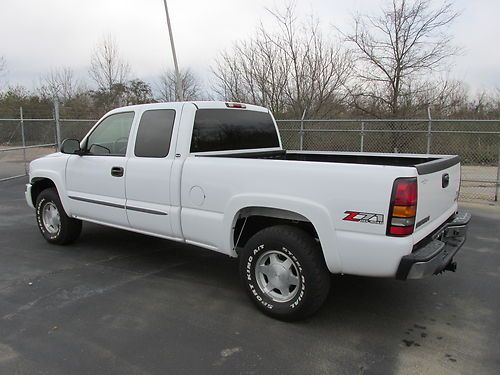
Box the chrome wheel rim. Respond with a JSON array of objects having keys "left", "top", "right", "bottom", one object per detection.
[
  {"left": 255, "top": 250, "right": 300, "bottom": 303},
  {"left": 42, "top": 202, "right": 61, "bottom": 234}
]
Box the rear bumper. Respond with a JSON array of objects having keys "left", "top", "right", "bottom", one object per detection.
[{"left": 396, "top": 211, "right": 471, "bottom": 280}]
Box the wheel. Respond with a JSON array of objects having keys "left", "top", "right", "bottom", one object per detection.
[
  {"left": 239, "top": 225, "right": 331, "bottom": 321},
  {"left": 35, "top": 187, "right": 82, "bottom": 245}
]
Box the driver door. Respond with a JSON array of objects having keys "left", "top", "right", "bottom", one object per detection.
[{"left": 65, "top": 111, "right": 135, "bottom": 227}]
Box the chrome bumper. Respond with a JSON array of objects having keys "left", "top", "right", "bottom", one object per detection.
[{"left": 396, "top": 211, "right": 471, "bottom": 280}]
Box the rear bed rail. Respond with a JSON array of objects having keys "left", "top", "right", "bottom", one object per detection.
[{"left": 415, "top": 155, "right": 460, "bottom": 175}]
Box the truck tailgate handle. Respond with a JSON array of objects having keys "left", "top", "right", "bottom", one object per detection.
[
  {"left": 442, "top": 173, "right": 449, "bottom": 188},
  {"left": 111, "top": 166, "right": 124, "bottom": 177}
]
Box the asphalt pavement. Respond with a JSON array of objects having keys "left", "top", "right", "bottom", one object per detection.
[{"left": 0, "top": 177, "right": 499, "bottom": 375}]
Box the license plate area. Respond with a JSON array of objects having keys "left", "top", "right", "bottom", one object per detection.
[{"left": 442, "top": 225, "right": 467, "bottom": 240}]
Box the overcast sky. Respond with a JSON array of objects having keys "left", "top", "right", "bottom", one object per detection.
[{"left": 1, "top": 0, "right": 499, "bottom": 93}]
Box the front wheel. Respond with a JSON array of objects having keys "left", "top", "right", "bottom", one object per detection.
[
  {"left": 35, "top": 187, "right": 82, "bottom": 245},
  {"left": 239, "top": 225, "right": 331, "bottom": 321}
]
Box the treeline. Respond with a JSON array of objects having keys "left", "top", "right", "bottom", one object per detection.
[{"left": 0, "top": 0, "right": 499, "bottom": 120}]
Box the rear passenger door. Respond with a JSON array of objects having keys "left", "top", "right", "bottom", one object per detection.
[{"left": 125, "top": 108, "right": 178, "bottom": 238}]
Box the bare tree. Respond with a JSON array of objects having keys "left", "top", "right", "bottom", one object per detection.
[
  {"left": 212, "top": 2, "right": 353, "bottom": 118},
  {"left": 89, "top": 35, "right": 130, "bottom": 92},
  {"left": 415, "top": 78, "right": 467, "bottom": 116},
  {"left": 157, "top": 69, "right": 202, "bottom": 102},
  {"left": 342, "top": 0, "right": 460, "bottom": 117},
  {"left": 38, "top": 67, "right": 81, "bottom": 102},
  {"left": 213, "top": 25, "right": 290, "bottom": 115}
]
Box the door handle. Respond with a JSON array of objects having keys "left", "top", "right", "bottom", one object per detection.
[{"left": 111, "top": 166, "right": 124, "bottom": 177}]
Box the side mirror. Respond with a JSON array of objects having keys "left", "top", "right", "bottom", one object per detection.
[{"left": 61, "top": 139, "right": 82, "bottom": 155}]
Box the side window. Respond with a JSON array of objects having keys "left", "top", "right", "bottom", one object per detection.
[
  {"left": 134, "top": 109, "right": 176, "bottom": 158},
  {"left": 86, "top": 112, "right": 135, "bottom": 156}
]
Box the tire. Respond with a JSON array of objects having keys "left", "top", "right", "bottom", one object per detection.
[
  {"left": 35, "top": 187, "right": 82, "bottom": 245},
  {"left": 239, "top": 225, "right": 330, "bottom": 321}
]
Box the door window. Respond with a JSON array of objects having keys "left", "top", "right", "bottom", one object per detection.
[
  {"left": 134, "top": 109, "right": 176, "bottom": 158},
  {"left": 86, "top": 112, "right": 135, "bottom": 156}
]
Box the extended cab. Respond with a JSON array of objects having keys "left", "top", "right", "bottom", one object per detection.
[{"left": 26, "top": 101, "right": 471, "bottom": 320}]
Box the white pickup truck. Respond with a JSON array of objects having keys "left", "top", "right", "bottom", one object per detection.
[{"left": 26, "top": 101, "right": 470, "bottom": 320}]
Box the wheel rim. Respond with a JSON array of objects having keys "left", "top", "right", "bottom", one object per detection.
[
  {"left": 255, "top": 250, "right": 301, "bottom": 303},
  {"left": 42, "top": 202, "right": 61, "bottom": 234}
]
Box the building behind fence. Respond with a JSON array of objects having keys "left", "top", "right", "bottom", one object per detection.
[{"left": 1, "top": 104, "right": 499, "bottom": 203}]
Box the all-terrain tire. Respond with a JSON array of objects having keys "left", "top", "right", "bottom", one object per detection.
[
  {"left": 239, "top": 225, "right": 330, "bottom": 321},
  {"left": 35, "top": 187, "right": 82, "bottom": 245}
]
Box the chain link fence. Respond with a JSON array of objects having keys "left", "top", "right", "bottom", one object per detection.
[
  {"left": 0, "top": 105, "right": 96, "bottom": 181},
  {"left": 277, "top": 118, "right": 500, "bottom": 203},
  {"left": 1, "top": 105, "right": 499, "bottom": 203}
]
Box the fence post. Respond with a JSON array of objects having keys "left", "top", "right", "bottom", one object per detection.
[
  {"left": 19, "top": 106, "right": 27, "bottom": 174},
  {"left": 299, "top": 109, "right": 306, "bottom": 151},
  {"left": 53, "top": 99, "right": 62, "bottom": 150},
  {"left": 426, "top": 106, "right": 432, "bottom": 154},
  {"left": 495, "top": 137, "right": 500, "bottom": 202},
  {"left": 360, "top": 121, "right": 365, "bottom": 152}
]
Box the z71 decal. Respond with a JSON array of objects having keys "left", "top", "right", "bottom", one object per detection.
[{"left": 343, "top": 211, "right": 384, "bottom": 225}]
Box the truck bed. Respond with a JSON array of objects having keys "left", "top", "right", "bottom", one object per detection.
[{"left": 203, "top": 150, "right": 460, "bottom": 175}]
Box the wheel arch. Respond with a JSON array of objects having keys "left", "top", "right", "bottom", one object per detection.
[
  {"left": 223, "top": 195, "right": 342, "bottom": 273},
  {"left": 30, "top": 177, "right": 57, "bottom": 205},
  {"left": 232, "top": 207, "right": 319, "bottom": 249},
  {"left": 29, "top": 172, "right": 72, "bottom": 215}
]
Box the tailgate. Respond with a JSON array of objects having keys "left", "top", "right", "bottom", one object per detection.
[{"left": 413, "top": 157, "right": 461, "bottom": 241}]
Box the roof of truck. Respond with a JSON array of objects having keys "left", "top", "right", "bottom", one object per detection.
[{"left": 110, "top": 101, "right": 269, "bottom": 113}]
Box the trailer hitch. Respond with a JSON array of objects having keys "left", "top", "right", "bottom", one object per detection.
[
  {"left": 437, "top": 260, "right": 457, "bottom": 275},
  {"left": 445, "top": 261, "right": 457, "bottom": 272}
]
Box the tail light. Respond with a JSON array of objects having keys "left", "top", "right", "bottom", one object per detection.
[{"left": 387, "top": 178, "right": 417, "bottom": 236}]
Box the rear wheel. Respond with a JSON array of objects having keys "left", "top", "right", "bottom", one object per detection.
[
  {"left": 239, "top": 225, "right": 330, "bottom": 321},
  {"left": 35, "top": 187, "right": 82, "bottom": 245}
]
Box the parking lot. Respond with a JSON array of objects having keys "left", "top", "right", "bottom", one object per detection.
[{"left": 0, "top": 177, "right": 499, "bottom": 375}]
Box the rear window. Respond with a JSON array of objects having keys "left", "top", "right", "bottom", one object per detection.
[{"left": 190, "top": 109, "right": 279, "bottom": 152}]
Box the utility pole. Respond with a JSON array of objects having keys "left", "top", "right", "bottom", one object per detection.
[
  {"left": 162, "top": 0, "right": 183, "bottom": 101},
  {"left": 426, "top": 105, "right": 432, "bottom": 154},
  {"left": 54, "top": 99, "right": 62, "bottom": 150},
  {"left": 19, "top": 107, "right": 27, "bottom": 173}
]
